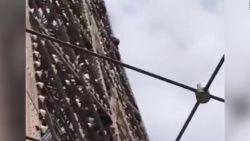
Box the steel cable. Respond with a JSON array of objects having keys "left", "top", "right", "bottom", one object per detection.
[
  {"left": 26, "top": 136, "right": 40, "bottom": 141},
  {"left": 26, "top": 29, "right": 225, "bottom": 103},
  {"left": 176, "top": 102, "right": 200, "bottom": 141},
  {"left": 204, "top": 55, "right": 225, "bottom": 91},
  {"left": 26, "top": 29, "right": 197, "bottom": 93}
]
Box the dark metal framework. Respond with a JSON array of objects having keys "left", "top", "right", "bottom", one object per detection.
[
  {"left": 26, "top": 29, "right": 224, "bottom": 141},
  {"left": 26, "top": 0, "right": 149, "bottom": 141}
]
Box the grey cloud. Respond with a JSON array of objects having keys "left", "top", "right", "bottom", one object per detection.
[{"left": 198, "top": 0, "right": 223, "bottom": 12}]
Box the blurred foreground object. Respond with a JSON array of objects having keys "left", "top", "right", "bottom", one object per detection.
[
  {"left": 0, "top": 0, "right": 25, "bottom": 141},
  {"left": 226, "top": 0, "right": 250, "bottom": 140}
]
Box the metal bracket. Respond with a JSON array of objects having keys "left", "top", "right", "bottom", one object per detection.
[{"left": 195, "top": 83, "right": 210, "bottom": 104}]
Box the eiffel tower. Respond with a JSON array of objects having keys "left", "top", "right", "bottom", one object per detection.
[{"left": 25, "top": 0, "right": 149, "bottom": 141}]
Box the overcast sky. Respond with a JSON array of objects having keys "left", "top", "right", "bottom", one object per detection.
[{"left": 105, "top": 0, "right": 224, "bottom": 140}]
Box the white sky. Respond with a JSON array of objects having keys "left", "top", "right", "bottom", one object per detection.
[{"left": 105, "top": 0, "right": 224, "bottom": 140}]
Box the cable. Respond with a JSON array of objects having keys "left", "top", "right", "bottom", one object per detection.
[
  {"left": 25, "top": 92, "right": 41, "bottom": 141},
  {"left": 26, "top": 29, "right": 197, "bottom": 93},
  {"left": 26, "top": 29, "right": 226, "bottom": 102},
  {"left": 45, "top": 40, "right": 109, "bottom": 141},
  {"left": 176, "top": 102, "right": 200, "bottom": 141},
  {"left": 210, "top": 94, "right": 225, "bottom": 102},
  {"left": 204, "top": 55, "right": 224, "bottom": 91},
  {"left": 39, "top": 39, "right": 86, "bottom": 141},
  {"left": 26, "top": 91, "right": 40, "bottom": 114},
  {"left": 26, "top": 91, "right": 60, "bottom": 141},
  {"left": 26, "top": 136, "right": 40, "bottom": 141}
]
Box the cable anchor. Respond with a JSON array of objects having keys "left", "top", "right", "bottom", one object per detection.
[{"left": 195, "top": 83, "right": 210, "bottom": 103}]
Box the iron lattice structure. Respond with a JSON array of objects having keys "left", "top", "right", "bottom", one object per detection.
[
  {"left": 26, "top": 0, "right": 149, "bottom": 141},
  {"left": 25, "top": 0, "right": 225, "bottom": 141}
]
